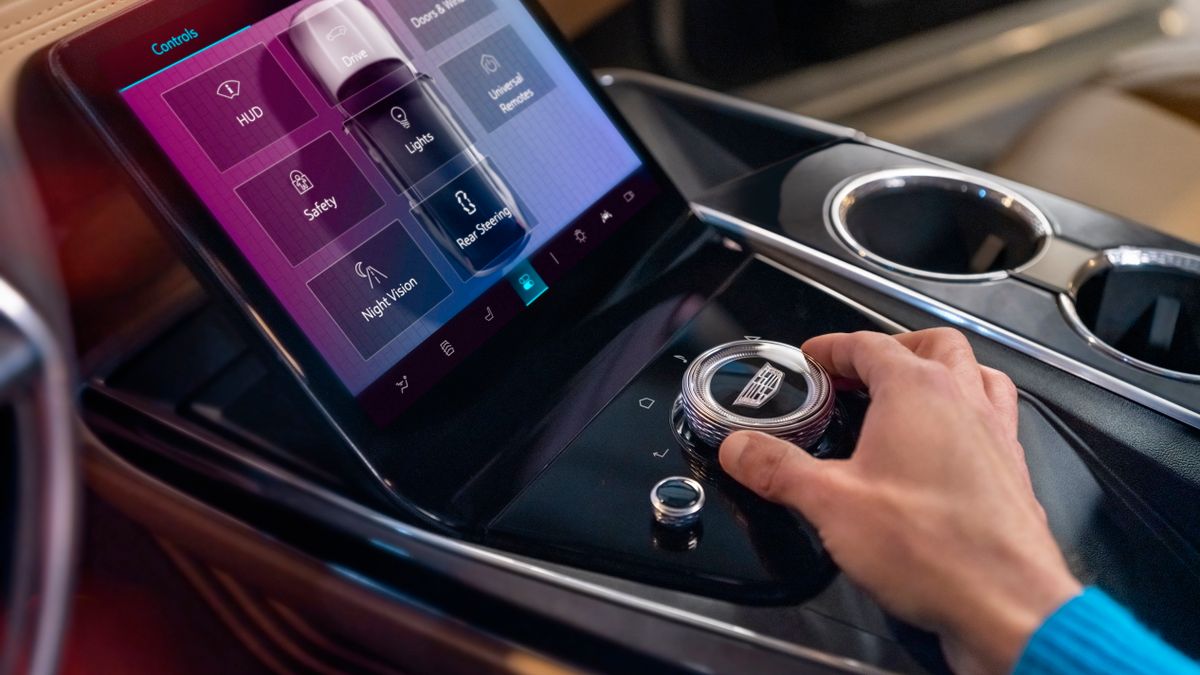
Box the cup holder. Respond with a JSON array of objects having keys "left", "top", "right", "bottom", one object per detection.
[
  {"left": 1062, "top": 248, "right": 1200, "bottom": 381},
  {"left": 829, "top": 168, "right": 1053, "bottom": 281}
]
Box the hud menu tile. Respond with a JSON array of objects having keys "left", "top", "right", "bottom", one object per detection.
[{"left": 164, "top": 44, "right": 316, "bottom": 171}]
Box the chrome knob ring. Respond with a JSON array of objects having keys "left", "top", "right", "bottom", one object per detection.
[
  {"left": 651, "top": 476, "right": 706, "bottom": 529},
  {"left": 678, "top": 340, "right": 836, "bottom": 449}
]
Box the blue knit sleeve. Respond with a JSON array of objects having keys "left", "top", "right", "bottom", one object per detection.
[{"left": 1015, "top": 587, "right": 1200, "bottom": 675}]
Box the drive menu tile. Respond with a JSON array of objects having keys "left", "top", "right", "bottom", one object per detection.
[
  {"left": 164, "top": 45, "right": 317, "bottom": 171},
  {"left": 236, "top": 133, "right": 385, "bottom": 265},
  {"left": 308, "top": 221, "right": 451, "bottom": 359}
]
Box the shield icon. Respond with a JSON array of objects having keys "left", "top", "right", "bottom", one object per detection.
[{"left": 733, "top": 362, "right": 785, "bottom": 409}]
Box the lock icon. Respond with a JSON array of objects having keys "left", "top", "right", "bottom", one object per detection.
[{"left": 290, "top": 170, "right": 314, "bottom": 195}]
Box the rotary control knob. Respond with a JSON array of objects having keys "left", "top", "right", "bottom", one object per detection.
[
  {"left": 677, "top": 340, "right": 836, "bottom": 449},
  {"left": 651, "top": 476, "right": 706, "bottom": 529}
]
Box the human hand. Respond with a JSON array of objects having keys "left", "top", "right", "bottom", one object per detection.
[{"left": 719, "top": 329, "right": 1081, "bottom": 674}]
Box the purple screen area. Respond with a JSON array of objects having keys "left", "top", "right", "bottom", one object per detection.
[{"left": 121, "top": 0, "right": 645, "bottom": 396}]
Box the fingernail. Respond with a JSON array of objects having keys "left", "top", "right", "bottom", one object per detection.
[{"left": 720, "top": 432, "right": 752, "bottom": 471}]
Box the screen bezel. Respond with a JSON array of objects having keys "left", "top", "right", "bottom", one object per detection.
[{"left": 51, "top": 0, "right": 694, "bottom": 521}]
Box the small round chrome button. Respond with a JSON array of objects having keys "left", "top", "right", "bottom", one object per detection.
[
  {"left": 651, "top": 476, "right": 706, "bottom": 529},
  {"left": 678, "top": 340, "right": 836, "bottom": 449}
]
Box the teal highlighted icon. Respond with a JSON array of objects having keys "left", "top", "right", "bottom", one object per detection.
[{"left": 507, "top": 261, "right": 548, "bottom": 306}]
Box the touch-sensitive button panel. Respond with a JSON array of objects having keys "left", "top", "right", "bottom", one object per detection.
[
  {"left": 679, "top": 340, "right": 835, "bottom": 449},
  {"left": 651, "top": 477, "right": 705, "bottom": 529}
]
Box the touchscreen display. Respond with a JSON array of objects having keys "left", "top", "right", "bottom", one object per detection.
[{"left": 118, "top": 0, "right": 659, "bottom": 425}]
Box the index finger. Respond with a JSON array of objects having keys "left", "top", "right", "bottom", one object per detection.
[{"left": 801, "top": 332, "right": 923, "bottom": 389}]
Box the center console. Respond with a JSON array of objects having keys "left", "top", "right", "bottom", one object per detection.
[
  {"left": 489, "top": 260, "right": 881, "bottom": 602},
  {"left": 77, "top": 71, "right": 1200, "bottom": 672}
]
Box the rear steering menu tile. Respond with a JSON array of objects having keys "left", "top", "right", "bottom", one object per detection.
[
  {"left": 308, "top": 222, "right": 451, "bottom": 359},
  {"left": 236, "top": 133, "right": 384, "bottom": 266}
]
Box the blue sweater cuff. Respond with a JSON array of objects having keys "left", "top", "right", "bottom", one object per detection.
[{"left": 1015, "top": 587, "right": 1200, "bottom": 675}]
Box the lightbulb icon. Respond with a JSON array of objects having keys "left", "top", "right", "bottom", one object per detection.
[{"left": 390, "top": 106, "right": 411, "bottom": 129}]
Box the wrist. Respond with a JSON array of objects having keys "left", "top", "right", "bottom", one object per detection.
[{"left": 946, "top": 547, "right": 1082, "bottom": 673}]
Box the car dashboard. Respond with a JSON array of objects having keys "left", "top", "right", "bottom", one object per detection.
[
  {"left": 66, "top": 72, "right": 1200, "bottom": 673},
  {"left": 0, "top": 1, "right": 1197, "bottom": 669}
]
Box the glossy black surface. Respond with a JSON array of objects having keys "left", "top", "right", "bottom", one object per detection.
[
  {"left": 490, "top": 261, "right": 885, "bottom": 602},
  {"left": 81, "top": 252, "right": 1200, "bottom": 669},
  {"left": 655, "top": 479, "right": 702, "bottom": 510},
  {"left": 82, "top": 244, "right": 1200, "bottom": 670},
  {"left": 597, "top": 72, "right": 853, "bottom": 200},
  {"left": 709, "top": 356, "right": 820, "bottom": 420}
]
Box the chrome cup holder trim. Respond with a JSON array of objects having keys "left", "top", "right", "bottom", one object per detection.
[
  {"left": 1060, "top": 247, "right": 1200, "bottom": 383},
  {"left": 826, "top": 167, "right": 1055, "bottom": 282}
]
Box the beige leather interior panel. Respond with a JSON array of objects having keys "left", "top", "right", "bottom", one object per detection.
[
  {"left": 0, "top": 0, "right": 141, "bottom": 127},
  {"left": 1105, "top": 41, "right": 1200, "bottom": 126},
  {"left": 995, "top": 86, "right": 1200, "bottom": 244}
]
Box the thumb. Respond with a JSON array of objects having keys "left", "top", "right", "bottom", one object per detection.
[{"left": 720, "top": 431, "right": 836, "bottom": 519}]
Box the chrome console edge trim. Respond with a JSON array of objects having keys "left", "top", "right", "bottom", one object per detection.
[
  {"left": 691, "top": 204, "right": 1200, "bottom": 431},
  {"left": 754, "top": 255, "right": 909, "bottom": 336}
]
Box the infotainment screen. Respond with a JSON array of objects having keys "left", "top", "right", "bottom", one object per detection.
[{"left": 113, "top": 0, "right": 660, "bottom": 425}]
